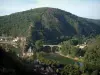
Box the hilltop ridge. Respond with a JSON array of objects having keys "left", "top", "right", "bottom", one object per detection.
[{"left": 0, "top": 7, "right": 100, "bottom": 43}]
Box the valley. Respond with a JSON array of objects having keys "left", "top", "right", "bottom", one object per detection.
[{"left": 0, "top": 7, "right": 100, "bottom": 75}]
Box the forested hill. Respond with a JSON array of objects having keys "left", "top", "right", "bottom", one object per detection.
[{"left": 0, "top": 7, "right": 100, "bottom": 42}]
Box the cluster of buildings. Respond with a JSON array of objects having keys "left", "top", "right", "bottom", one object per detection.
[
  {"left": 76, "top": 42, "right": 87, "bottom": 49},
  {"left": 0, "top": 36, "right": 34, "bottom": 57},
  {"left": 0, "top": 36, "right": 13, "bottom": 41}
]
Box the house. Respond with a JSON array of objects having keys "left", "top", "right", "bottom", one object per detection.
[
  {"left": 76, "top": 42, "right": 87, "bottom": 49},
  {"left": 12, "top": 37, "right": 19, "bottom": 42},
  {"left": 25, "top": 47, "right": 33, "bottom": 57}
]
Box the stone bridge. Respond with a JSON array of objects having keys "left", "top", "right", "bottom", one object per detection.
[{"left": 43, "top": 45, "right": 61, "bottom": 52}]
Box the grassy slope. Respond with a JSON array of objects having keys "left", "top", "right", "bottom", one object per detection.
[{"left": 43, "top": 53, "right": 76, "bottom": 64}]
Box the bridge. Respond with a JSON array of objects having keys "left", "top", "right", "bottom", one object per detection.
[
  {"left": 43, "top": 45, "right": 62, "bottom": 52},
  {"left": 43, "top": 45, "right": 61, "bottom": 47}
]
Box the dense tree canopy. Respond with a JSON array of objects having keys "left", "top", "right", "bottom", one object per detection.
[
  {"left": 35, "top": 40, "right": 44, "bottom": 51},
  {"left": 0, "top": 7, "right": 100, "bottom": 44},
  {"left": 60, "top": 40, "right": 85, "bottom": 57},
  {"left": 84, "top": 36, "right": 100, "bottom": 71}
]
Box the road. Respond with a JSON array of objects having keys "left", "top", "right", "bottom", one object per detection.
[{"left": 0, "top": 41, "right": 17, "bottom": 45}]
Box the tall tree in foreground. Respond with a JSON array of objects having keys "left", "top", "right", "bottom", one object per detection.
[{"left": 84, "top": 36, "right": 100, "bottom": 74}]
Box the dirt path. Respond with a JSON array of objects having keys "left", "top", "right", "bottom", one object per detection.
[{"left": 55, "top": 52, "right": 79, "bottom": 61}]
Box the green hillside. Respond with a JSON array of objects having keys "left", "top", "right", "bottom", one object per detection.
[
  {"left": 0, "top": 7, "right": 100, "bottom": 43},
  {"left": 43, "top": 53, "right": 75, "bottom": 64}
]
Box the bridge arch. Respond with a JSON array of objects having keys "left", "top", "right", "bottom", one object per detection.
[{"left": 43, "top": 45, "right": 61, "bottom": 52}]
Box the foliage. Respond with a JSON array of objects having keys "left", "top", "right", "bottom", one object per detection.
[
  {"left": 0, "top": 7, "right": 100, "bottom": 44},
  {"left": 84, "top": 36, "right": 100, "bottom": 72},
  {"left": 37, "top": 53, "right": 58, "bottom": 65},
  {"left": 70, "top": 39, "right": 79, "bottom": 45},
  {"left": 60, "top": 41, "right": 71, "bottom": 55},
  {"left": 61, "top": 64, "right": 81, "bottom": 75},
  {"left": 35, "top": 40, "right": 44, "bottom": 51},
  {"left": 60, "top": 40, "right": 84, "bottom": 57}
]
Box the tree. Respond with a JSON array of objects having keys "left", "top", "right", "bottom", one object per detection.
[
  {"left": 35, "top": 40, "right": 44, "bottom": 51},
  {"left": 70, "top": 39, "right": 79, "bottom": 45},
  {"left": 61, "top": 64, "right": 81, "bottom": 75},
  {"left": 61, "top": 41, "right": 71, "bottom": 55},
  {"left": 61, "top": 40, "right": 81, "bottom": 57},
  {"left": 71, "top": 46, "right": 79, "bottom": 57},
  {"left": 84, "top": 36, "right": 100, "bottom": 71}
]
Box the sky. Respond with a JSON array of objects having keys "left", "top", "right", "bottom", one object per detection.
[{"left": 0, "top": 0, "right": 100, "bottom": 19}]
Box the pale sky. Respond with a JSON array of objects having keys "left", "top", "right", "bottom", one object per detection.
[{"left": 0, "top": 0, "right": 100, "bottom": 19}]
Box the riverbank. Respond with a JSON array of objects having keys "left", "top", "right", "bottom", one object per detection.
[{"left": 55, "top": 52, "right": 83, "bottom": 62}]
